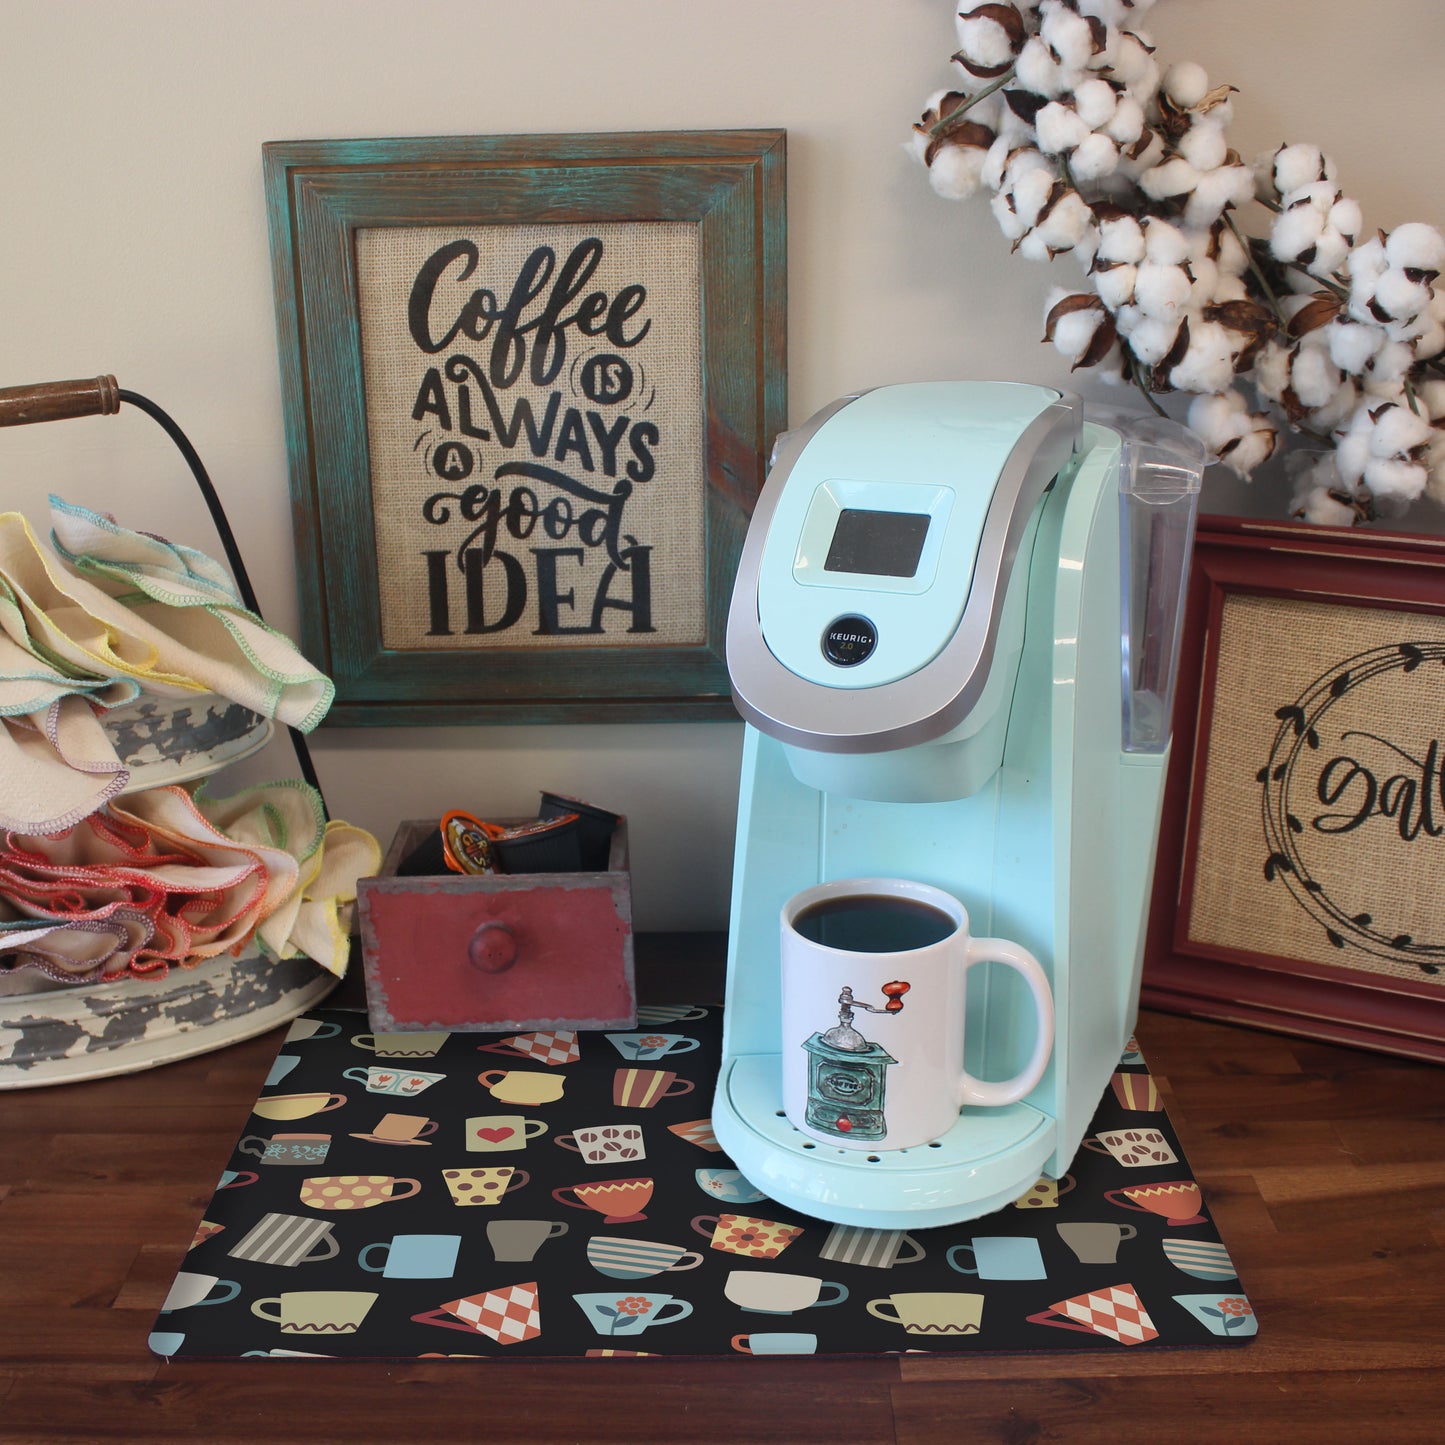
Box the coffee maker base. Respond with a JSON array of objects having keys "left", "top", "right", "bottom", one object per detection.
[{"left": 712, "top": 1055, "right": 1058, "bottom": 1229}]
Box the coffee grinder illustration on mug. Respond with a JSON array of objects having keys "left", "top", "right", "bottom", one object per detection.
[{"left": 802, "top": 982, "right": 910, "bottom": 1141}]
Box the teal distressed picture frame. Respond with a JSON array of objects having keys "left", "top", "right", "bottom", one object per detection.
[{"left": 263, "top": 131, "right": 786, "bottom": 724}]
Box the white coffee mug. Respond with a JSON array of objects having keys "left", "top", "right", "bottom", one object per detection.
[{"left": 780, "top": 877, "right": 1054, "bottom": 1151}]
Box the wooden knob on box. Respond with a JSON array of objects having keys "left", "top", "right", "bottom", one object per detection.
[{"left": 468, "top": 921, "right": 519, "bottom": 974}]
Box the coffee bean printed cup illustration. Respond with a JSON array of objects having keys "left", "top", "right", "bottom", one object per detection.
[
  {"left": 228, "top": 1212, "right": 340, "bottom": 1268},
  {"left": 412, "top": 1284, "right": 542, "bottom": 1345},
  {"left": 691, "top": 1213, "right": 803, "bottom": 1260},
  {"left": 477, "top": 1069, "right": 566, "bottom": 1107},
  {"left": 352, "top": 1032, "right": 450, "bottom": 1059},
  {"left": 252, "top": 1290, "right": 378, "bottom": 1335},
  {"left": 1105, "top": 1180, "right": 1207, "bottom": 1227},
  {"left": 586, "top": 1236, "right": 704, "bottom": 1280},
  {"left": 467, "top": 1115, "right": 549, "bottom": 1152},
  {"left": 573, "top": 1291, "right": 694, "bottom": 1338},
  {"left": 865, "top": 1292, "right": 985, "bottom": 1336},
  {"left": 555, "top": 1124, "right": 645, "bottom": 1166},
  {"left": 252, "top": 1092, "right": 346, "bottom": 1123},
  {"left": 299, "top": 1175, "right": 423, "bottom": 1211},
  {"left": 239, "top": 1133, "right": 332, "bottom": 1167},
  {"left": 552, "top": 1176, "right": 655, "bottom": 1225},
  {"left": 723, "top": 1272, "right": 848, "bottom": 1315},
  {"left": 1082, "top": 1128, "right": 1178, "bottom": 1168},
  {"left": 1012, "top": 1174, "right": 1076, "bottom": 1209},
  {"left": 612, "top": 1068, "right": 695, "bottom": 1108},
  {"left": 443, "top": 1167, "right": 530, "bottom": 1207},
  {"left": 605, "top": 1032, "right": 701, "bottom": 1062}
]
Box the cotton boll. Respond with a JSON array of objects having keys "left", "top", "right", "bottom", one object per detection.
[
  {"left": 1373, "top": 268, "right": 1432, "bottom": 326},
  {"left": 1222, "top": 422, "right": 1279, "bottom": 478},
  {"left": 1167, "top": 320, "right": 1237, "bottom": 393},
  {"left": 1077, "top": 0, "right": 1133, "bottom": 26},
  {"left": 1117, "top": 128, "right": 1166, "bottom": 179},
  {"left": 1326, "top": 320, "right": 1383, "bottom": 375},
  {"left": 1384, "top": 222, "right": 1445, "bottom": 277},
  {"left": 1187, "top": 254, "right": 1219, "bottom": 306},
  {"left": 1026, "top": 188, "right": 1095, "bottom": 258},
  {"left": 1364, "top": 339, "right": 1416, "bottom": 390},
  {"left": 1253, "top": 339, "right": 1293, "bottom": 403},
  {"left": 1213, "top": 222, "right": 1248, "bottom": 277},
  {"left": 1187, "top": 389, "right": 1249, "bottom": 448},
  {"left": 1036, "top": 102, "right": 1092, "bottom": 156},
  {"left": 1143, "top": 218, "right": 1189, "bottom": 266},
  {"left": 1134, "top": 262, "right": 1192, "bottom": 321},
  {"left": 1073, "top": 78, "right": 1119, "bottom": 130},
  {"left": 1333, "top": 408, "right": 1373, "bottom": 484},
  {"left": 1368, "top": 402, "right": 1433, "bottom": 458},
  {"left": 955, "top": 6, "right": 1025, "bottom": 73},
  {"left": 1363, "top": 456, "right": 1428, "bottom": 503},
  {"left": 1294, "top": 485, "right": 1359, "bottom": 526},
  {"left": 1012, "top": 166, "right": 1060, "bottom": 228},
  {"left": 1412, "top": 292, "right": 1445, "bottom": 359},
  {"left": 1139, "top": 156, "right": 1198, "bottom": 203},
  {"left": 1161, "top": 61, "right": 1210, "bottom": 109},
  {"left": 1043, "top": 295, "right": 1108, "bottom": 365},
  {"left": 1071, "top": 132, "right": 1121, "bottom": 182},
  {"left": 990, "top": 187, "right": 1029, "bottom": 242},
  {"left": 1097, "top": 212, "right": 1146, "bottom": 264},
  {"left": 1291, "top": 338, "right": 1344, "bottom": 410},
  {"left": 1016, "top": 35, "right": 1071, "bottom": 98},
  {"left": 1094, "top": 261, "right": 1137, "bottom": 309},
  {"left": 1177, "top": 121, "right": 1228, "bottom": 172},
  {"left": 1039, "top": 1, "right": 1098, "bottom": 74},
  {"left": 929, "top": 142, "right": 992, "bottom": 200},
  {"left": 1103, "top": 94, "right": 1145, "bottom": 147},
  {"left": 1257, "top": 143, "right": 1335, "bottom": 202},
  {"left": 1212, "top": 273, "right": 1248, "bottom": 303},
  {"left": 1128, "top": 315, "right": 1182, "bottom": 365},
  {"left": 1270, "top": 198, "right": 1326, "bottom": 266},
  {"left": 1184, "top": 165, "right": 1253, "bottom": 230}
]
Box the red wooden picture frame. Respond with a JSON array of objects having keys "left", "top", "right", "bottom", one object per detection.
[{"left": 1142, "top": 514, "right": 1445, "bottom": 1061}]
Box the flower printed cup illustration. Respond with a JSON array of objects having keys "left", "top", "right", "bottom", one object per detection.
[
  {"left": 343, "top": 1066, "right": 446, "bottom": 1098},
  {"left": 605, "top": 1032, "right": 700, "bottom": 1062},
  {"left": 552, "top": 1176, "right": 655, "bottom": 1225},
  {"left": 691, "top": 1213, "right": 803, "bottom": 1260},
  {"left": 1173, "top": 1294, "right": 1257, "bottom": 1337},
  {"left": 573, "top": 1291, "right": 694, "bottom": 1338},
  {"left": 238, "top": 1133, "right": 331, "bottom": 1167}
]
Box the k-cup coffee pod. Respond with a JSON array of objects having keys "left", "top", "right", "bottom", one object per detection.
[
  {"left": 538, "top": 791, "right": 621, "bottom": 870},
  {"left": 489, "top": 813, "right": 583, "bottom": 874},
  {"left": 440, "top": 810, "right": 503, "bottom": 875}
]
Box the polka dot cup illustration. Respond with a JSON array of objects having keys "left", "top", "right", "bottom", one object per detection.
[
  {"left": 443, "top": 1166, "right": 531, "bottom": 1207},
  {"left": 299, "top": 1175, "right": 422, "bottom": 1211}
]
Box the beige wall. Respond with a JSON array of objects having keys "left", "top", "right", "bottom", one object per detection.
[{"left": 2, "top": 1, "right": 1440, "bottom": 927}]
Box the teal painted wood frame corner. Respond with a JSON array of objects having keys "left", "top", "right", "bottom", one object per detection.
[{"left": 261, "top": 130, "right": 787, "bottom": 725}]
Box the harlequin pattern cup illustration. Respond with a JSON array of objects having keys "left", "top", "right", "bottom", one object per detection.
[
  {"left": 252, "top": 1290, "right": 378, "bottom": 1335},
  {"left": 239, "top": 1133, "right": 332, "bottom": 1167},
  {"left": 1012, "top": 1174, "right": 1076, "bottom": 1209},
  {"left": 612, "top": 1068, "right": 695, "bottom": 1108},
  {"left": 299, "top": 1175, "right": 423, "bottom": 1211},
  {"left": 412, "top": 1284, "right": 541, "bottom": 1344},
  {"left": 478, "top": 1069, "right": 566, "bottom": 1107},
  {"left": 1083, "top": 1128, "right": 1177, "bottom": 1168},
  {"left": 586, "top": 1236, "right": 705, "bottom": 1280},
  {"left": 573, "top": 1291, "right": 694, "bottom": 1337},
  {"left": 443, "top": 1166, "right": 530, "bottom": 1207},
  {"left": 553, "top": 1176, "right": 655, "bottom": 1224},
  {"left": 605, "top": 1032, "right": 701, "bottom": 1062},
  {"left": 724, "top": 1271, "right": 848, "bottom": 1315},
  {"left": 467, "top": 1115, "right": 549, "bottom": 1152},
  {"left": 477, "top": 1031, "right": 580, "bottom": 1067},
  {"left": 1026, "top": 1283, "right": 1159, "bottom": 1345},
  {"left": 252, "top": 1092, "right": 347, "bottom": 1123},
  {"left": 865, "top": 1291, "right": 985, "bottom": 1336},
  {"left": 554, "top": 1124, "right": 645, "bottom": 1166},
  {"left": 1105, "top": 1180, "right": 1207, "bottom": 1227},
  {"left": 352, "top": 1032, "right": 450, "bottom": 1059},
  {"left": 691, "top": 1213, "right": 803, "bottom": 1259}
]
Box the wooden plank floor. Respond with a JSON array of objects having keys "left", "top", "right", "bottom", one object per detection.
[{"left": 2, "top": 935, "right": 1443, "bottom": 1443}]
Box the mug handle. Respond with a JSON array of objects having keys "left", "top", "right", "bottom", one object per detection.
[
  {"left": 418, "top": 1121, "right": 439, "bottom": 1138},
  {"left": 662, "top": 1077, "right": 696, "bottom": 1098},
  {"left": 1081, "top": 1138, "right": 1113, "bottom": 1155},
  {"left": 865, "top": 1299, "right": 901, "bottom": 1323},
  {"left": 690, "top": 1214, "right": 720, "bottom": 1240},
  {"left": 317, "top": 1094, "right": 348, "bottom": 1115},
  {"left": 730, "top": 1333, "right": 755, "bottom": 1354},
  {"left": 342, "top": 1068, "right": 370, "bottom": 1084},
  {"left": 411, "top": 1306, "right": 479, "bottom": 1336},
  {"left": 389, "top": 1178, "right": 424, "bottom": 1201},
  {"left": 220, "top": 1170, "right": 259, "bottom": 1190},
  {"left": 813, "top": 1282, "right": 848, "bottom": 1308},
  {"left": 555, "top": 1134, "right": 581, "bottom": 1153},
  {"left": 958, "top": 937, "right": 1054, "bottom": 1108},
  {"left": 665, "top": 1038, "right": 700, "bottom": 1055},
  {"left": 477, "top": 1042, "right": 525, "bottom": 1058},
  {"left": 503, "top": 1169, "right": 530, "bottom": 1195},
  {"left": 523, "top": 1119, "right": 549, "bottom": 1139},
  {"left": 1103, "top": 1188, "right": 1149, "bottom": 1213},
  {"left": 358, "top": 1243, "right": 389, "bottom": 1273},
  {"left": 237, "top": 1136, "right": 266, "bottom": 1159},
  {"left": 251, "top": 1296, "right": 284, "bottom": 1322},
  {"left": 666, "top": 1250, "right": 705, "bottom": 1273},
  {"left": 1056, "top": 1173, "right": 1077, "bottom": 1197},
  {"left": 649, "top": 1299, "right": 693, "bottom": 1327},
  {"left": 1026, "top": 1306, "right": 1099, "bottom": 1336},
  {"left": 303, "top": 1231, "right": 340, "bottom": 1264},
  {"left": 200, "top": 1279, "right": 242, "bottom": 1307},
  {"left": 946, "top": 1244, "right": 979, "bottom": 1275},
  {"left": 478, "top": 1069, "right": 508, "bottom": 1087},
  {"left": 552, "top": 1185, "right": 590, "bottom": 1211},
  {"left": 311, "top": 1021, "right": 342, "bottom": 1040},
  {"left": 352, "top": 1035, "right": 377, "bottom": 1053},
  {"left": 546, "top": 1221, "right": 569, "bottom": 1239},
  {"left": 896, "top": 1233, "right": 926, "bottom": 1265}
]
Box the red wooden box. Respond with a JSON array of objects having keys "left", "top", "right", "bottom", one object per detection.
[{"left": 356, "top": 817, "right": 636, "bottom": 1033}]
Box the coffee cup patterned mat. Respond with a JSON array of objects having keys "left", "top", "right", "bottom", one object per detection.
[{"left": 151, "top": 1006, "right": 1256, "bottom": 1359}]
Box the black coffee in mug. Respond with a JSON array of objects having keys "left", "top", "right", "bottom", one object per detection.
[{"left": 792, "top": 894, "right": 957, "bottom": 954}]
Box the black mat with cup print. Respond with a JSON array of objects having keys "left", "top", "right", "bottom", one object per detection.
[{"left": 152, "top": 1005, "right": 1256, "bottom": 1359}]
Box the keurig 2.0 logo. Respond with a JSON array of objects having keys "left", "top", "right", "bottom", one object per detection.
[
  {"left": 1258, "top": 641, "right": 1445, "bottom": 975},
  {"left": 822, "top": 615, "right": 877, "bottom": 667}
]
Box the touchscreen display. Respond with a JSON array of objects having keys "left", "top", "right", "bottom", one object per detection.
[{"left": 823, "top": 508, "right": 931, "bottom": 578}]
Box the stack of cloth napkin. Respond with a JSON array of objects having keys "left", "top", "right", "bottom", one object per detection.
[{"left": 0, "top": 496, "right": 378, "bottom": 983}]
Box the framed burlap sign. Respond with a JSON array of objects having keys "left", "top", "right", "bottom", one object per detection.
[
  {"left": 263, "top": 132, "right": 785, "bottom": 723},
  {"left": 1142, "top": 516, "right": 1445, "bottom": 1061}
]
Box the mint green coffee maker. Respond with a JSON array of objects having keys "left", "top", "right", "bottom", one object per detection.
[{"left": 713, "top": 380, "right": 1205, "bottom": 1227}]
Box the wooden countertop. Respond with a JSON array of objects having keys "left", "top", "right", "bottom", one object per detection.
[{"left": 2, "top": 933, "right": 1442, "bottom": 1442}]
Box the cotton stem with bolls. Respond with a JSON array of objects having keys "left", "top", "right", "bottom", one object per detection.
[{"left": 909, "top": 0, "right": 1445, "bottom": 525}]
